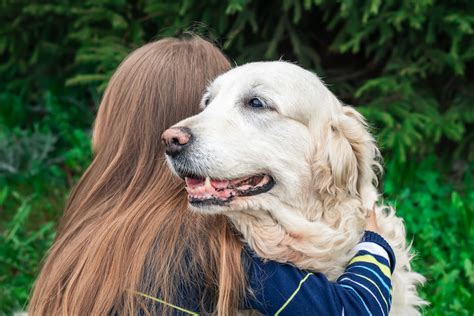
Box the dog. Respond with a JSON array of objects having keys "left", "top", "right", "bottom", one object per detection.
[{"left": 162, "top": 61, "right": 426, "bottom": 315}]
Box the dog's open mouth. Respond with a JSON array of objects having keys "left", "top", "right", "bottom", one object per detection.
[{"left": 185, "top": 174, "right": 274, "bottom": 206}]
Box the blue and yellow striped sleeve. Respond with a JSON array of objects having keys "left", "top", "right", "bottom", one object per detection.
[
  {"left": 244, "top": 231, "right": 396, "bottom": 316},
  {"left": 336, "top": 231, "right": 395, "bottom": 316}
]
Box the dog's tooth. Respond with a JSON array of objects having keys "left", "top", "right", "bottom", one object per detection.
[{"left": 205, "top": 176, "right": 212, "bottom": 189}]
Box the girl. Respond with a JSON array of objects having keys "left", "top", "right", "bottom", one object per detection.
[{"left": 29, "top": 36, "right": 394, "bottom": 316}]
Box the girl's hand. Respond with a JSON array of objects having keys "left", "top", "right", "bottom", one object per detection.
[{"left": 366, "top": 209, "right": 380, "bottom": 234}]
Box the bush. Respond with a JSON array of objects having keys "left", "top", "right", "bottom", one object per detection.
[
  {"left": 384, "top": 157, "right": 474, "bottom": 315},
  {"left": 0, "top": 0, "right": 472, "bottom": 315}
]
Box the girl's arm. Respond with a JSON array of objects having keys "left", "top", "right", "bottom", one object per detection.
[{"left": 244, "top": 215, "right": 394, "bottom": 316}]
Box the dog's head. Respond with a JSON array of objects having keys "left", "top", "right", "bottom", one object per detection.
[{"left": 163, "top": 61, "right": 380, "bottom": 216}]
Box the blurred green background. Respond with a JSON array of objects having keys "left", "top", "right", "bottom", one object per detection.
[{"left": 0, "top": 0, "right": 473, "bottom": 315}]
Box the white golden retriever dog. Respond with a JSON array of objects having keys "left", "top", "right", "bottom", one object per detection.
[{"left": 162, "top": 61, "right": 426, "bottom": 315}]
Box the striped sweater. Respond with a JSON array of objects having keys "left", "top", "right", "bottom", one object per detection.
[
  {"left": 137, "top": 231, "right": 395, "bottom": 315},
  {"left": 243, "top": 231, "right": 395, "bottom": 315}
]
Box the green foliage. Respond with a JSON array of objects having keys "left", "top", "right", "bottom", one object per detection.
[
  {"left": 384, "top": 157, "right": 474, "bottom": 315},
  {"left": 0, "top": 190, "right": 56, "bottom": 313},
  {"left": 0, "top": 0, "right": 473, "bottom": 315}
]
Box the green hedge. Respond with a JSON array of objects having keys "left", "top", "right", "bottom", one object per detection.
[{"left": 0, "top": 1, "right": 473, "bottom": 315}]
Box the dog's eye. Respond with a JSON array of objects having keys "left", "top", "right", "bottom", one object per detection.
[
  {"left": 202, "top": 94, "right": 211, "bottom": 108},
  {"left": 248, "top": 98, "right": 264, "bottom": 108}
]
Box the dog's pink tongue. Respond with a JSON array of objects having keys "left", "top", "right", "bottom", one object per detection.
[
  {"left": 185, "top": 177, "right": 205, "bottom": 189},
  {"left": 185, "top": 177, "right": 234, "bottom": 200},
  {"left": 211, "top": 179, "right": 230, "bottom": 189}
]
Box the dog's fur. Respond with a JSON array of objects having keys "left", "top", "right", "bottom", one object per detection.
[{"left": 167, "top": 61, "right": 426, "bottom": 314}]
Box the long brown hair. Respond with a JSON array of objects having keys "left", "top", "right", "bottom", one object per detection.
[{"left": 29, "top": 36, "right": 245, "bottom": 315}]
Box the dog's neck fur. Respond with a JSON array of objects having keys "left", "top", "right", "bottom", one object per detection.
[{"left": 227, "top": 190, "right": 368, "bottom": 279}]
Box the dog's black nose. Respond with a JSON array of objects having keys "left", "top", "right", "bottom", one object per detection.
[{"left": 161, "top": 127, "right": 193, "bottom": 156}]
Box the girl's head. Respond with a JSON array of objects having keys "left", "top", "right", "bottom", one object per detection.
[
  {"left": 92, "top": 37, "right": 230, "bottom": 154},
  {"left": 29, "top": 36, "right": 244, "bottom": 315}
]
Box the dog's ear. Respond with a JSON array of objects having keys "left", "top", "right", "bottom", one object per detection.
[{"left": 313, "top": 105, "right": 381, "bottom": 205}]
